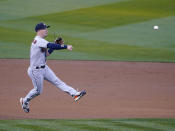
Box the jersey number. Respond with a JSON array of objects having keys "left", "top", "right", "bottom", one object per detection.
[{"left": 33, "top": 39, "right": 37, "bottom": 44}]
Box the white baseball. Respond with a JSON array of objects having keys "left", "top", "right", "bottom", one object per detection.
[{"left": 154, "top": 25, "right": 159, "bottom": 30}]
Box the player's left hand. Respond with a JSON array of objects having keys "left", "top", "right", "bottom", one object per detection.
[{"left": 55, "top": 37, "right": 64, "bottom": 45}]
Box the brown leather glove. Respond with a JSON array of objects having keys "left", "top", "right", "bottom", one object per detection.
[{"left": 54, "top": 37, "right": 64, "bottom": 45}]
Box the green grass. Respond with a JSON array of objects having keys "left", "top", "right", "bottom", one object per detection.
[
  {"left": 30, "top": 0, "right": 175, "bottom": 28},
  {"left": 0, "top": 0, "right": 118, "bottom": 20},
  {"left": 0, "top": 119, "right": 175, "bottom": 131},
  {"left": 0, "top": 0, "right": 175, "bottom": 62}
]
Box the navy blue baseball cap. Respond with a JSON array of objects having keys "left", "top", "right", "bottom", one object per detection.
[{"left": 35, "top": 22, "right": 50, "bottom": 32}]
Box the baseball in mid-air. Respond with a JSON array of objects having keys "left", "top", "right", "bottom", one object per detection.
[{"left": 154, "top": 25, "right": 159, "bottom": 30}]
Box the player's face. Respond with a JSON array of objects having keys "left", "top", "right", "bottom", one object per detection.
[
  {"left": 39, "top": 28, "right": 48, "bottom": 38},
  {"left": 42, "top": 28, "right": 48, "bottom": 37}
]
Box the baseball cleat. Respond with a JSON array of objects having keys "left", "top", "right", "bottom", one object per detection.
[
  {"left": 73, "top": 90, "right": 86, "bottom": 101},
  {"left": 20, "top": 98, "right": 30, "bottom": 113}
]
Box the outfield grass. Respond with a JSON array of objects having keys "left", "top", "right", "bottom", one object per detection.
[
  {"left": 0, "top": 0, "right": 175, "bottom": 62},
  {"left": 0, "top": 119, "right": 175, "bottom": 131}
]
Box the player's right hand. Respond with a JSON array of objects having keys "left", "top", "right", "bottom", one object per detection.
[{"left": 67, "top": 45, "right": 73, "bottom": 51}]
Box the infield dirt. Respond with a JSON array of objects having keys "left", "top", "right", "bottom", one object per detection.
[{"left": 0, "top": 59, "right": 175, "bottom": 119}]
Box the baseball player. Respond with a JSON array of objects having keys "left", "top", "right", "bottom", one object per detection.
[{"left": 20, "top": 22, "right": 86, "bottom": 113}]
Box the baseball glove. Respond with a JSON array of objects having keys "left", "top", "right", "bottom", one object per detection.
[{"left": 54, "top": 37, "right": 64, "bottom": 45}]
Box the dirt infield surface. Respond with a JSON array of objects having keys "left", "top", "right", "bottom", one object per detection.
[{"left": 0, "top": 59, "right": 175, "bottom": 119}]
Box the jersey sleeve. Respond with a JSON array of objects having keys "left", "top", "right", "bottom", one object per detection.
[{"left": 37, "top": 39, "right": 48, "bottom": 48}]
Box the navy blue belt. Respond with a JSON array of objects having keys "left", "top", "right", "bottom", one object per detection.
[{"left": 36, "top": 65, "right": 45, "bottom": 69}]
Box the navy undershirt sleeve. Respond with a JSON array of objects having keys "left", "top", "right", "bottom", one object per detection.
[
  {"left": 47, "top": 43, "right": 67, "bottom": 50},
  {"left": 48, "top": 48, "right": 54, "bottom": 54}
]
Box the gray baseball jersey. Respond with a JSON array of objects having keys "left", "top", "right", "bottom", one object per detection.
[{"left": 30, "top": 36, "right": 48, "bottom": 67}]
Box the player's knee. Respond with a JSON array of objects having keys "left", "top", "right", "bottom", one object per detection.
[
  {"left": 53, "top": 79, "right": 60, "bottom": 85},
  {"left": 55, "top": 79, "right": 65, "bottom": 85},
  {"left": 56, "top": 82, "right": 66, "bottom": 88}
]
